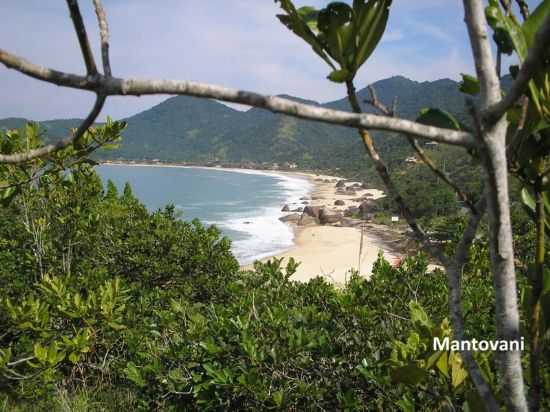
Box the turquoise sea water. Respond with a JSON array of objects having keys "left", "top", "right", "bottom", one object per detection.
[{"left": 96, "top": 165, "right": 312, "bottom": 264}]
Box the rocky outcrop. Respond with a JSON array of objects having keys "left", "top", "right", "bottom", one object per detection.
[
  {"left": 359, "top": 201, "right": 376, "bottom": 218},
  {"left": 335, "top": 180, "right": 346, "bottom": 188},
  {"left": 319, "top": 208, "right": 342, "bottom": 225},
  {"left": 279, "top": 213, "right": 301, "bottom": 223},
  {"left": 334, "top": 200, "right": 345, "bottom": 206},
  {"left": 281, "top": 204, "right": 290, "bottom": 212},
  {"left": 298, "top": 214, "right": 317, "bottom": 226},
  {"left": 303, "top": 206, "right": 322, "bottom": 220},
  {"left": 292, "top": 207, "right": 304, "bottom": 212}
]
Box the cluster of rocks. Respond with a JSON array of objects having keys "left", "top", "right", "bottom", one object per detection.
[{"left": 278, "top": 178, "right": 378, "bottom": 228}]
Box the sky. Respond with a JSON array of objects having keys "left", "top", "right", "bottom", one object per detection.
[{"left": 0, "top": 0, "right": 538, "bottom": 121}]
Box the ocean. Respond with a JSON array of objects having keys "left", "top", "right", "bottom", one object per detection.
[{"left": 96, "top": 164, "right": 312, "bottom": 264}]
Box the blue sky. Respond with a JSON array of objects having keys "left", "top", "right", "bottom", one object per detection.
[{"left": 0, "top": 0, "right": 539, "bottom": 120}]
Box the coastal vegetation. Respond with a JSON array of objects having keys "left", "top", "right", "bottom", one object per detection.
[{"left": 0, "top": 0, "right": 549, "bottom": 410}]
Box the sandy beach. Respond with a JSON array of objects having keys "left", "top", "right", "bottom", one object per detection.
[
  {"left": 101, "top": 161, "right": 406, "bottom": 283},
  {"left": 246, "top": 172, "right": 406, "bottom": 285}
]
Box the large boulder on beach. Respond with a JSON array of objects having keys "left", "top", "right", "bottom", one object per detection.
[
  {"left": 319, "top": 208, "right": 342, "bottom": 225},
  {"left": 334, "top": 200, "right": 345, "bottom": 206},
  {"left": 279, "top": 213, "right": 301, "bottom": 223},
  {"left": 298, "top": 214, "right": 317, "bottom": 226},
  {"left": 335, "top": 180, "right": 346, "bottom": 188},
  {"left": 359, "top": 201, "right": 375, "bottom": 217},
  {"left": 281, "top": 204, "right": 290, "bottom": 212},
  {"left": 303, "top": 206, "right": 322, "bottom": 219}
]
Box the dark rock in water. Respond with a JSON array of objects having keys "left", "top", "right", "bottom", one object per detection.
[
  {"left": 300, "top": 196, "right": 309, "bottom": 200},
  {"left": 352, "top": 183, "right": 362, "bottom": 188},
  {"left": 324, "top": 179, "right": 331, "bottom": 183},
  {"left": 364, "top": 192, "right": 373, "bottom": 197},
  {"left": 311, "top": 196, "right": 324, "bottom": 200},
  {"left": 292, "top": 207, "right": 304, "bottom": 212},
  {"left": 279, "top": 213, "right": 301, "bottom": 223},
  {"left": 315, "top": 178, "right": 324, "bottom": 182},
  {"left": 319, "top": 208, "right": 342, "bottom": 225},
  {"left": 361, "top": 182, "right": 370, "bottom": 189},
  {"left": 334, "top": 200, "right": 345, "bottom": 206},
  {"left": 244, "top": 221, "right": 252, "bottom": 224},
  {"left": 298, "top": 214, "right": 317, "bottom": 226},
  {"left": 343, "top": 189, "right": 357, "bottom": 196},
  {"left": 302, "top": 201, "right": 309, "bottom": 205},
  {"left": 303, "top": 206, "right": 322, "bottom": 219},
  {"left": 281, "top": 204, "right": 290, "bottom": 212},
  {"left": 335, "top": 180, "right": 346, "bottom": 188}
]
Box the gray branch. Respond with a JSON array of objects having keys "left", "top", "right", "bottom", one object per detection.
[
  {"left": 66, "top": 0, "right": 98, "bottom": 75},
  {"left": 443, "top": 196, "right": 500, "bottom": 411},
  {"left": 93, "top": 0, "right": 112, "bottom": 76},
  {"left": 0, "top": 95, "right": 105, "bottom": 163},
  {"left": 463, "top": 0, "right": 528, "bottom": 410},
  {"left": 0, "top": 48, "right": 477, "bottom": 160}
]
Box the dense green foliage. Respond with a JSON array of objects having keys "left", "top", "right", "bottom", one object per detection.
[{"left": 0, "top": 125, "right": 548, "bottom": 411}]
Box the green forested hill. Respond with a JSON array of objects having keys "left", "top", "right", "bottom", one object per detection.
[{"left": 0, "top": 75, "right": 477, "bottom": 171}]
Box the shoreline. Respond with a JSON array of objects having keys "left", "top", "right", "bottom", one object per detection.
[
  {"left": 101, "top": 161, "right": 407, "bottom": 283},
  {"left": 248, "top": 173, "right": 405, "bottom": 285}
]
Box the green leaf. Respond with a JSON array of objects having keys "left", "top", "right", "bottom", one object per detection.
[
  {"left": 459, "top": 73, "right": 480, "bottom": 96},
  {"left": 416, "top": 108, "right": 461, "bottom": 131},
  {"left": 125, "top": 362, "right": 146, "bottom": 387},
  {"left": 353, "top": 0, "right": 391, "bottom": 71},
  {"left": 436, "top": 351, "right": 449, "bottom": 378},
  {"left": 409, "top": 301, "right": 433, "bottom": 329},
  {"left": 390, "top": 363, "right": 428, "bottom": 385},
  {"left": 522, "top": 0, "right": 550, "bottom": 49},
  {"left": 328, "top": 68, "right": 351, "bottom": 83},
  {"left": 450, "top": 352, "right": 468, "bottom": 388}
]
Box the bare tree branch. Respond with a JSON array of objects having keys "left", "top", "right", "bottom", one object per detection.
[
  {"left": 66, "top": 0, "right": 98, "bottom": 75},
  {"left": 463, "top": 0, "right": 528, "bottom": 410},
  {"left": 364, "top": 85, "right": 478, "bottom": 214},
  {"left": 93, "top": 0, "right": 112, "bottom": 76},
  {"left": 515, "top": 0, "right": 529, "bottom": 20},
  {"left": 0, "top": 49, "right": 477, "bottom": 152},
  {"left": 444, "top": 196, "right": 500, "bottom": 411},
  {"left": 484, "top": 12, "right": 550, "bottom": 124},
  {"left": 0, "top": 95, "right": 105, "bottom": 163},
  {"left": 408, "top": 137, "right": 478, "bottom": 214},
  {"left": 346, "top": 80, "right": 449, "bottom": 265}
]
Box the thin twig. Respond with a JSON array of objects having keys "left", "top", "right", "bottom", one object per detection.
[
  {"left": 515, "top": 0, "right": 529, "bottom": 20},
  {"left": 346, "top": 80, "right": 448, "bottom": 266},
  {"left": 0, "top": 95, "right": 106, "bottom": 163},
  {"left": 364, "top": 85, "right": 478, "bottom": 214},
  {"left": 93, "top": 0, "right": 112, "bottom": 76},
  {"left": 66, "top": 0, "right": 98, "bottom": 75}
]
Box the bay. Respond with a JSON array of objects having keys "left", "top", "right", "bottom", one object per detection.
[{"left": 96, "top": 164, "right": 312, "bottom": 264}]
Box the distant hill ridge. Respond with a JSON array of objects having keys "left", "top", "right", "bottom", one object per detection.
[{"left": 1, "top": 75, "right": 508, "bottom": 169}]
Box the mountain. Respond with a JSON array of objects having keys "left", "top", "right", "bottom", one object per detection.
[{"left": 0, "top": 75, "right": 482, "bottom": 172}]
